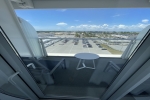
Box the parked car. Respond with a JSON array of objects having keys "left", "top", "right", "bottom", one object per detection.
[
  {"left": 96, "top": 44, "right": 102, "bottom": 48},
  {"left": 74, "top": 42, "right": 78, "bottom": 45},
  {"left": 87, "top": 44, "right": 92, "bottom": 48},
  {"left": 98, "top": 45, "right": 102, "bottom": 48},
  {"left": 102, "top": 48, "right": 107, "bottom": 50},
  {"left": 96, "top": 43, "right": 100, "bottom": 46},
  {"left": 86, "top": 41, "right": 89, "bottom": 44},
  {"left": 83, "top": 44, "right": 87, "bottom": 48},
  {"left": 94, "top": 40, "right": 97, "bottom": 43}
]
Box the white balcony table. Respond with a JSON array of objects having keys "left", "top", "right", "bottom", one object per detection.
[{"left": 75, "top": 53, "right": 99, "bottom": 70}]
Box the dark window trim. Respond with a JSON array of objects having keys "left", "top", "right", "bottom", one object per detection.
[
  {"left": 107, "top": 29, "right": 150, "bottom": 99},
  {"left": 0, "top": 26, "right": 40, "bottom": 98}
]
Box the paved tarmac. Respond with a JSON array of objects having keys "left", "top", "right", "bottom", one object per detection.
[{"left": 46, "top": 40, "right": 111, "bottom": 54}]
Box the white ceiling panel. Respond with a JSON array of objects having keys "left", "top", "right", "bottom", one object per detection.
[{"left": 12, "top": 0, "right": 150, "bottom": 9}]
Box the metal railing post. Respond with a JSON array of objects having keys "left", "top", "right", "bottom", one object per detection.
[
  {"left": 121, "top": 39, "right": 136, "bottom": 59},
  {"left": 39, "top": 38, "right": 47, "bottom": 57}
]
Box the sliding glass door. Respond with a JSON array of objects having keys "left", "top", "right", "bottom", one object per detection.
[{"left": 1, "top": 8, "right": 150, "bottom": 100}]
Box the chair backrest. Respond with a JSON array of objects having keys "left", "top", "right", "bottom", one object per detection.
[
  {"left": 104, "top": 61, "right": 120, "bottom": 72},
  {"left": 89, "top": 61, "right": 120, "bottom": 85}
]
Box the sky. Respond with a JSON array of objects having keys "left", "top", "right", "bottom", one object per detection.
[{"left": 15, "top": 8, "right": 150, "bottom": 31}]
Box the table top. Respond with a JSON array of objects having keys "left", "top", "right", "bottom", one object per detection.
[{"left": 75, "top": 53, "right": 99, "bottom": 60}]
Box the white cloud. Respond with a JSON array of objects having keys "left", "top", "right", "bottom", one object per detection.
[
  {"left": 118, "top": 25, "right": 127, "bottom": 29},
  {"left": 56, "top": 9, "right": 67, "bottom": 12},
  {"left": 142, "top": 19, "right": 149, "bottom": 23},
  {"left": 112, "top": 14, "right": 121, "bottom": 17},
  {"left": 103, "top": 24, "right": 108, "bottom": 27},
  {"left": 70, "top": 26, "right": 75, "bottom": 28},
  {"left": 136, "top": 23, "right": 148, "bottom": 28},
  {"left": 88, "top": 21, "right": 92, "bottom": 22},
  {"left": 56, "top": 22, "right": 67, "bottom": 26},
  {"left": 75, "top": 20, "right": 79, "bottom": 22},
  {"left": 69, "top": 23, "right": 149, "bottom": 31}
]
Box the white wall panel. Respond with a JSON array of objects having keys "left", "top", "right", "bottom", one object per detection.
[
  {"left": 0, "top": 0, "right": 32, "bottom": 57},
  {"left": 19, "top": 17, "right": 43, "bottom": 58}
]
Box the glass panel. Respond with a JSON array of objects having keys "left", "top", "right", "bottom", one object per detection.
[
  {"left": 0, "top": 56, "right": 28, "bottom": 99},
  {"left": 13, "top": 8, "right": 150, "bottom": 98},
  {"left": 126, "top": 77, "right": 150, "bottom": 100},
  {"left": 15, "top": 8, "right": 150, "bottom": 58},
  {"left": 42, "top": 38, "right": 131, "bottom": 58}
]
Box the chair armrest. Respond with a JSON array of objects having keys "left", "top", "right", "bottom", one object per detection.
[{"left": 49, "top": 58, "right": 66, "bottom": 75}]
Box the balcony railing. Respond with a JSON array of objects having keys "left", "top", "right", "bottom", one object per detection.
[{"left": 38, "top": 37, "right": 137, "bottom": 58}]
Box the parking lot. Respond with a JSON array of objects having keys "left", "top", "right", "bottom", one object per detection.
[{"left": 46, "top": 40, "right": 111, "bottom": 54}]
